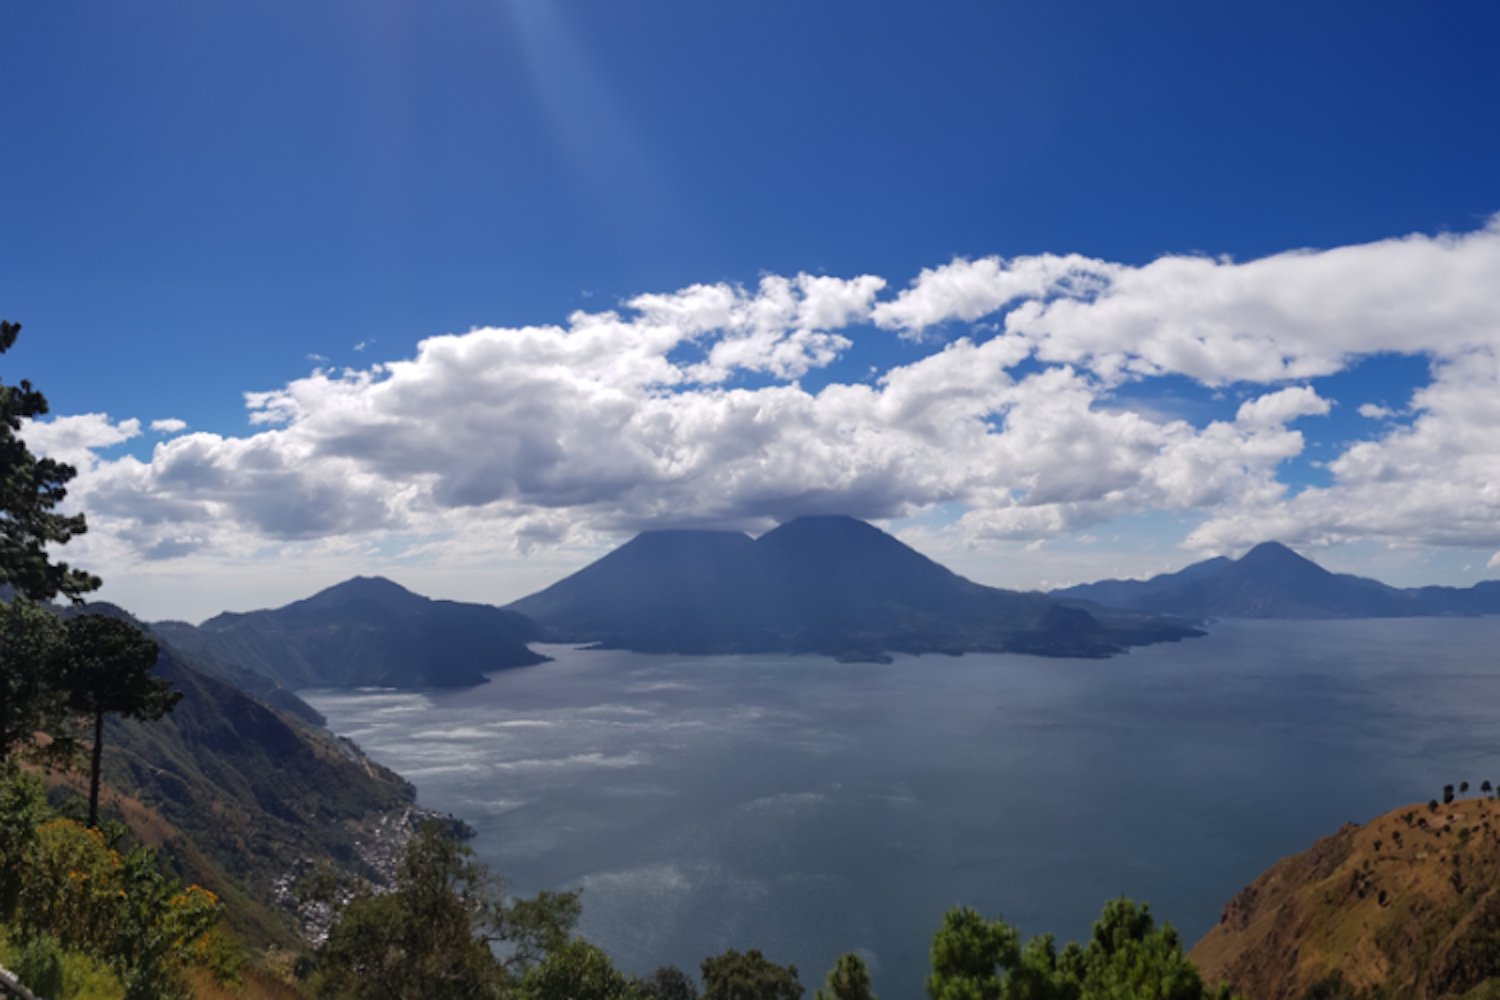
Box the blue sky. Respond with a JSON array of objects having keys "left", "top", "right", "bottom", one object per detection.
[{"left": 3, "top": 1, "right": 1499, "bottom": 620}]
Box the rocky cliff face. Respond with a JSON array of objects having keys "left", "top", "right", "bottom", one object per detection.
[{"left": 1192, "top": 796, "right": 1500, "bottom": 999}]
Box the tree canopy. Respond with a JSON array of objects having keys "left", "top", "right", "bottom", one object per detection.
[
  {"left": 315, "top": 820, "right": 581, "bottom": 999},
  {"left": 0, "top": 319, "right": 100, "bottom": 604},
  {"left": 0, "top": 597, "right": 68, "bottom": 760},
  {"left": 0, "top": 319, "right": 104, "bottom": 765},
  {"left": 62, "top": 613, "right": 178, "bottom": 827},
  {"left": 815, "top": 953, "right": 877, "bottom": 1000},
  {"left": 926, "top": 898, "right": 1236, "bottom": 1000},
  {"left": 520, "top": 939, "right": 643, "bottom": 1000},
  {"left": 701, "top": 949, "right": 803, "bottom": 1000}
]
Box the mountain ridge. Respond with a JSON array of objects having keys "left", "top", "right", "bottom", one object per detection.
[
  {"left": 1055, "top": 543, "right": 1500, "bottom": 619},
  {"left": 154, "top": 576, "right": 549, "bottom": 689}
]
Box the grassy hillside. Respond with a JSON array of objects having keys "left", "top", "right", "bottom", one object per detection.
[{"left": 1192, "top": 795, "right": 1500, "bottom": 999}]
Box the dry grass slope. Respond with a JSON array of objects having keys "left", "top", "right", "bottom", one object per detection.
[{"left": 1192, "top": 796, "right": 1500, "bottom": 999}]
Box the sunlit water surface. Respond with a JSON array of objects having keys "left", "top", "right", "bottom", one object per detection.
[{"left": 303, "top": 618, "right": 1500, "bottom": 996}]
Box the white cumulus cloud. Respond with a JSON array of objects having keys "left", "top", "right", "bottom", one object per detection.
[
  {"left": 1234, "top": 386, "right": 1331, "bottom": 428},
  {"left": 22, "top": 413, "right": 140, "bottom": 469},
  {"left": 22, "top": 218, "right": 1500, "bottom": 596},
  {"left": 871, "top": 254, "right": 1116, "bottom": 337}
]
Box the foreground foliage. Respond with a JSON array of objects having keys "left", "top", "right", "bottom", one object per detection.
[
  {"left": 310, "top": 820, "right": 1234, "bottom": 1000},
  {"left": 0, "top": 926, "right": 123, "bottom": 1000},
  {"left": 816, "top": 952, "right": 876, "bottom": 1000},
  {"left": 927, "top": 898, "right": 1236, "bottom": 1000},
  {"left": 313, "top": 820, "right": 580, "bottom": 998},
  {"left": 0, "top": 764, "right": 226, "bottom": 999},
  {"left": 700, "top": 949, "right": 804, "bottom": 1000}
]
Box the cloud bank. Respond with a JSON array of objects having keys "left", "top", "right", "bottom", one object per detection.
[{"left": 24, "top": 218, "right": 1500, "bottom": 583}]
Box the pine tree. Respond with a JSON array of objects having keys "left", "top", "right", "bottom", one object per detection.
[
  {"left": 63, "top": 613, "right": 179, "bottom": 827},
  {"left": 701, "top": 950, "right": 803, "bottom": 1000},
  {"left": 0, "top": 320, "right": 101, "bottom": 603},
  {"left": 0, "top": 319, "right": 102, "bottom": 762},
  {"left": 815, "top": 953, "right": 877, "bottom": 1000}
]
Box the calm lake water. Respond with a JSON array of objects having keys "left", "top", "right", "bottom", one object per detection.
[{"left": 303, "top": 618, "right": 1500, "bottom": 996}]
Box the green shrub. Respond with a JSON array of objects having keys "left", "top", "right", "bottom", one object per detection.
[{"left": 16, "top": 932, "right": 66, "bottom": 998}]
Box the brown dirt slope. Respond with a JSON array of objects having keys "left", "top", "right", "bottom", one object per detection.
[{"left": 1191, "top": 797, "right": 1500, "bottom": 999}]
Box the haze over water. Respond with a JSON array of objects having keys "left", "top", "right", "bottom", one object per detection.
[{"left": 305, "top": 618, "right": 1500, "bottom": 996}]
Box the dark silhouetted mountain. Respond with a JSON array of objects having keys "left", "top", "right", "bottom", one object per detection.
[
  {"left": 1054, "top": 555, "right": 1233, "bottom": 611},
  {"left": 154, "top": 576, "right": 548, "bottom": 690},
  {"left": 1055, "top": 542, "right": 1500, "bottom": 619},
  {"left": 509, "top": 515, "right": 1200, "bottom": 659},
  {"left": 505, "top": 530, "right": 759, "bottom": 650},
  {"left": 1407, "top": 579, "right": 1500, "bottom": 616}
]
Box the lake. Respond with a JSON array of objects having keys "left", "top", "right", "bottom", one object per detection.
[{"left": 303, "top": 617, "right": 1500, "bottom": 995}]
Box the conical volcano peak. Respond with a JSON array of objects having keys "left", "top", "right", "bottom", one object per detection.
[
  {"left": 763, "top": 513, "right": 885, "bottom": 533},
  {"left": 600, "top": 528, "right": 756, "bottom": 565},
  {"left": 1237, "top": 541, "right": 1322, "bottom": 570},
  {"left": 626, "top": 527, "right": 753, "bottom": 545},
  {"left": 322, "top": 574, "right": 410, "bottom": 594},
  {"left": 1243, "top": 540, "right": 1295, "bottom": 558},
  {"left": 1054, "top": 537, "right": 1461, "bottom": 619},
  {"left": 757, "top": 514, "right": 894, "bottom": 546},
  {"left": 753, "top": 516, "right": 950, "bottom": 578},
  {"left": 299, "top": 575, "right": 420, "bottom": 609}
]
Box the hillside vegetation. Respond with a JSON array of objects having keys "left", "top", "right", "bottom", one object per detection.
[
  {"left": 1192, "top": 794, "right": 1500, "bottom": 999},
  {"left": 308, "top": 819, "right": 1237, "bottom": 1000},
  {"left": 99, "top": 634, "right": 422, "bottom": 944}
]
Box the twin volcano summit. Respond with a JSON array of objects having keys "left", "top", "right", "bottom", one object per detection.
[{"left": 506, "top": 515, "right": 1197, "bottom": 660}]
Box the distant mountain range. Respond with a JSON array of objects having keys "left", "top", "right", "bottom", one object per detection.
[
  {"left": 148, "top": 533, "right": 1500, "bottom": 693},
  {"left": 507, "top": 514, "right": 1200, "bottom": 660},
  {"left": 1055, "top": 541, "right": 1500, "bottom": 619},
  {"left": 153, "top": 576, "right": 548, "bottom": 690}
]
